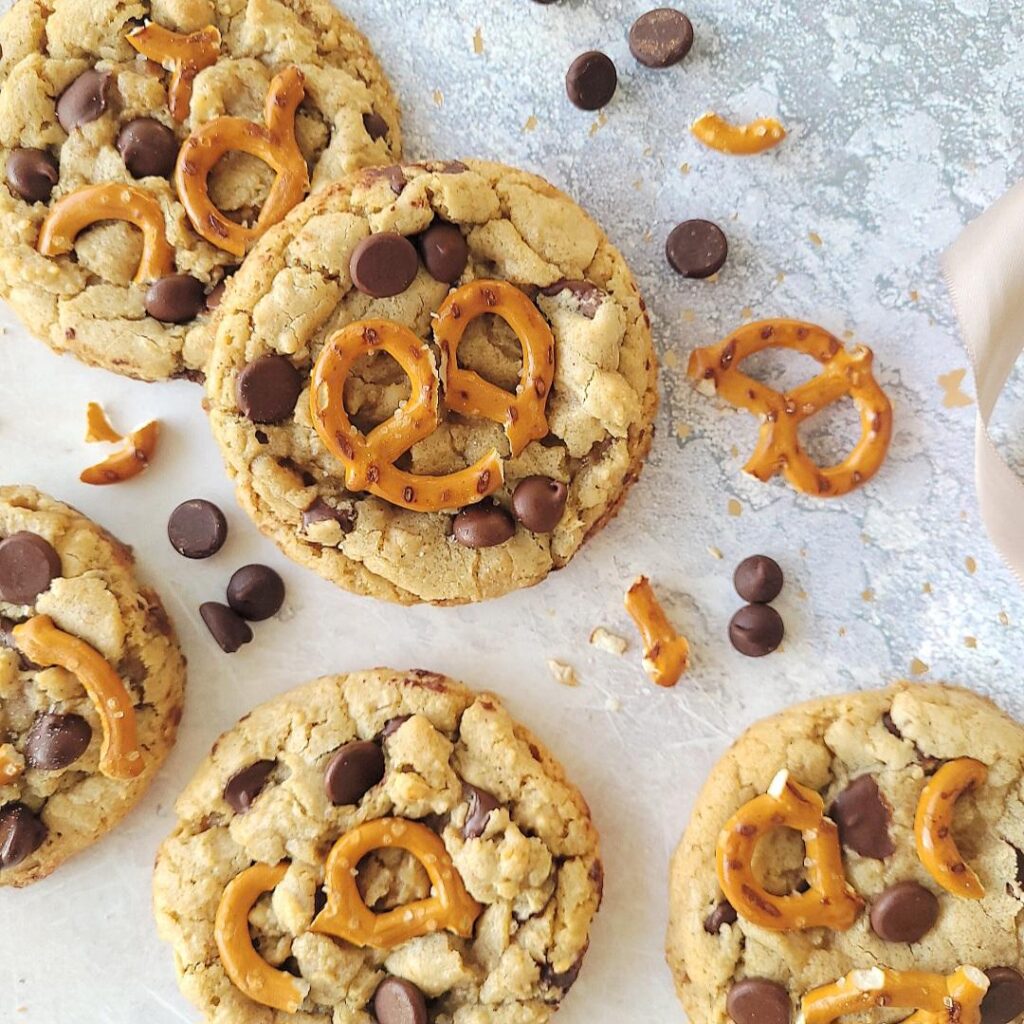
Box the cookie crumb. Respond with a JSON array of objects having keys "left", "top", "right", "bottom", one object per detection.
[
  {"left": 589, "top": 627, "right": 627, "bottom": 655},
  {"left": 910, "top": 657, "right": 929, "bottom": 676},
  {"left": 472, "top": 27, "right": 484, "bottom": 54},
  {"left": 547, "top": 660, "right": 579, "bottom": 687},
  {"left": 522, "top": 115, "right": 538, "bottom": 132},
  {"left": 605, "top": 696, "right": 622, "bottom": 713},
  {"left": 727, "top": 498, "right": 742, "bottom": 517},
  {"left": 707, "top": 545, "right": 723, "bottom": 560}
]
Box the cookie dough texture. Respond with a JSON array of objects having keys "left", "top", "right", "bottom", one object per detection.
[
  {"left": 0, "top": 0, "right": 400, "bottom": 381},
  {"left": 153, "top": 668, "right": 603, "bottom": 1024},
  {"left": 666, "top": 683, "right": 1024, "bottom": 1024},
  {"left": 205, "top": 159, "right": 658, "bottom": 604},
  {"left": 0, "top": 485, "right": 186, "bottom": 886}
]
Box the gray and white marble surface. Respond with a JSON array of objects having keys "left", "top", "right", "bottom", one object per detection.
[{"left": 1, "top": 1, "right": 1023, "bottom": 1020}]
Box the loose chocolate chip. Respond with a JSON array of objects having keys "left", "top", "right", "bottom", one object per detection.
[
  {"left": 5, "top": 147, "right": 59, "bottom": 203},
  {"left": 226, "top": 564, "right": 285, "bottom": 621},
  {"left": 373, "top": 977, "right": 428, "bottom": 1024},
  {"left": 540, "top": 279, "right": 605, "bottom": 318},
  {"left": 418, "top": 221, "right": 468, "bottom": 284},
  {"left": 199, "top": 601, "right": 253, "bottom": 654},
  {"left": 324, "top": 740, "right": 385, "bottom": 805},
  {"left": 869, "top": 880, "right": 938, "bottom": 943},
  {"left": 145, "top": 274, "right": 206, "bottom": 323},
  {"left": 116, "top": 117, "right": 178, "bottom": 178},
  {"left": 381, "top": 715, "right": 411, "bottom": 740},
  {"left": 452, "top": 503, "right": 515, "bottom": 548},
  {"left": 205, "top": 280, "right": 227, "bottom": 311},
  {"left": 463, "top": 785, "right": 500, "bottom": 839},
  {"left": 167, "top": 499, "right": 228, "bottom": 559},
  {"left": 566, "top": 50, "right": 617, "bottom": 110},
  {"left": 0, "top": 531, "right": 62, "bottom": 605},
  {"left": 301, "top": 498, "right": 355, "bottom": 534},
  {"left": 983, "top": 968, "right": 1024, "bottom": 1024},
  {"left": 629, "top": 8, "right": 695, "bottom": 68},
  {"left": 350, "top": 232, "right": 419, "bottom": 298},
  {"left": 728, "top": 604, "right": 784, "bottom": 657},
  {"left": 56, "top": 69, "right": 111, "bottom": 132},
  {"left": 25, "top": 713, "right": 92, "bottom": 770},
  {"left": 363, "top": 111, "right": 389, "bottom": 141},
  {"left": 829, "top": 774, "right": 895, "bottom": 860},
  {"left": 666, "top": 219, "right": 729, "bottom": 278},
  {"left": 237, "top": 355, "right": 303, "bottom": 424},
  {"left": 703, "top": 899, "right": 738, "bottom": 934},
  {"left": 223, "top": 759, "right": 276, "bottom": 813},
  {"left": 733, "top": 555, "right": 784, "bottom": 604},
  {"left": 727, "top": 979, "right": 791, "bottom": 1024},
  {"left": 512, "top": 476, "right": 568, "bottom": 533},
  {"left": 0, "top": 802, "right": 46, "bottom": 869}
]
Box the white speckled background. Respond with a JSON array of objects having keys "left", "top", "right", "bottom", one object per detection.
[{"left": 2, "top": 0, "right": 1023, "bottom": 1020}]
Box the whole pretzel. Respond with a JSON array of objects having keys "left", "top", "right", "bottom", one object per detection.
[
  {"left": 914, "top": 757, "right": 987, "bottom": 899},
  {"left": 174, "top": 65, "right": 309, "bottom": 256},
  {"left": 716, "top": 769, "right": 863, "bottom": 931},
  {"left": 311, "top": 818, "right": 482, "bottom": 949},
  {"left": 37, "top": 183, "right": 175, "bottom": 284},
  {"left": 310, "top": 319, "right": 503, "bottom": 512},
  {"left": 215, "top": 861, "right": 308, "bottom": 1013},
  {"left": 12, "top": 615, "right": 142, "bottom": 780},
  {"left": 435, "top": 279, "right": 555, "bottom": 456},
  {"left": 688, "top": 319, "right": 893, "bottom": 497},
  {"left": 802, "top": 966, "right": 989, "bottom": 1024},
  {"left": 126, "top": 21, "right": 221, "bottom": 122}
]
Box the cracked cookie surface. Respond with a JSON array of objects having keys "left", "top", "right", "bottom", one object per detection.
[
  {"left": 666, "top": 682, "right": 1024, "bottom": 1024},
  {"left": 204, "top": 159, "right": 658, "bottom": 604},
  {"left": 0, "top": 484, "right": 186, "bottom": 886},
  {"left": 152, "top": 668, "right": 603, "bottom": 1024},
  {"left": 0, "top": 0, "right": 400, "bottom": 381}
]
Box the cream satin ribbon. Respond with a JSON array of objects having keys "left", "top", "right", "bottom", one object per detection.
[{"left": 943, "top": 181, "right": 1024, "bottom": 586}]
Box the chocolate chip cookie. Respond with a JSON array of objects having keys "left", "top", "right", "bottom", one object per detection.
[
  {"left": 204, "top": 159, "right": 658, "bottom": 604},
  {"left": 0, "top": 485, "right": 186, "bottom": 886},
  {"left": 666, "top": 683, "right": 1024, "bottom": 1024},
  {"left": 152, "top": 668, "right": 602, "bottom": 1023},
  {"left": 0, "top": 0, "right": 400, "bottom": 381}
]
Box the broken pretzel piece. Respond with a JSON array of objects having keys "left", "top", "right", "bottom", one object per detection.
[
  {"left": 624, "top": 575, "right": 689, "bottom": 687},
  {"left": 691, "top": 112, "right": 786, "bottom": 155},
  {"left": 84, "top": 402, "right": 123, "bottom": 444},
  {"left": 80, "top": 420, "right": 159, "bottom": 485}
]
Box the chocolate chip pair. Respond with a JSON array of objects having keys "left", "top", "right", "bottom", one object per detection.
[
  {"left": 452, "top": 476, "right": 569, "bottom": 549},
  {"left": 201, "top": 565, "right": 285, "bottom": 654},
  {"left": 729, "top": 555, "right": 784, "bottom": 657}
]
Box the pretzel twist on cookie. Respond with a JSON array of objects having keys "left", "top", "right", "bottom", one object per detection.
[{"left": 126, "top": 22, "right": 221, "bottom": 122}]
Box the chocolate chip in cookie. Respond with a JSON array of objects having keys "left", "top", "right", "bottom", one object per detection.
[
  {"left": 540, "top": 279, "right": 605, "bottom": 319},
  {"left": 56, "top": 69, "right": 111, "bottom": 132},
  {"left": 381, "top": 715, "right": 411, "bottom": 740},
  {"left": 703, "top": 899, "right": 737, "bottom": 934},
  {"left": 168, "top": 499, "right": 228, "bottom": 559},
  {"left": 25, "top": 712, "right": 92, "bottom": 771},
  {"left": 982, "top": 968, "right": 1024, "bottom": 1024},
  {"left": 350, "top": 232, "right": 419, "bottom": 298},
  {"left": 453, "top": 504, "right": 515, "bottom": 548},
  {"left": 116, "top": 118, "right": 179, "bottom": 179},
  {"left": 362, "top": 111, "right": 390, "bottom": 141},
  {"left": 223, "top": 760, "right": 276, "bottom": 813},
  {"left": 726, "top": 978, "right": 790, "bottom": 1024},
  {"left": 566, "top": 51, "right": 618, "bottom": 110},
  {"left": 373, "top": 977, "right": 428, "bottom": 1024},
  {"left": 418, "top": 222, "right": 468, "bottom": 284},
  {"left": 463, "top": 785, "right": 500, "bottom": 839},
  {"left": 869, "top": 880, "right": 938, "bottom": 943},
  {"left": 829, "top": 774, "right": 894, "bottom": 860},
  {"left": 302, "top": 498, "right": 355, "bottom": 535},
  {"left": 5, "top": 148, "right": 59, "bottom": 203},
  {"left": 0, "top": 802, "right": 47, "bottom": 869},
  {"left": 146, "top": 274, "right": 206, "bottom": 324},
  {"left": 226, "top": 564, "right": 285, "bottom": 621},
  {"left": 324, "top": 740, "right": 385, "bottom": 805},
  {"left": 629, "top": 9, "right": 695, "bottom": 68},
  {"left": 0, "top": 531, "right": 62, "bottom": 605},
  {"left": 199, "top": 602, "right": 253, "bottom": 654},
  {"left": 237, "top": 355, "right": 303, "bottom": 424},
  {"left": 512, "top": 476, "right": 568, "bottom": 533}
]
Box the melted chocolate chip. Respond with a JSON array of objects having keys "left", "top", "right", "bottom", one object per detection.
[
  {"left": 418, "top": 221, "right": 468, "bottom": 284},
  {"left": 704, "top": 899, "right": 738, "bottom": 934},
  {"left": 463, "top": 784, "right": 500, "bottom": 839},
  {"left": 56, "top": 69, "right": 112, "bottom": 132},
  {"left": 25, "top": 713, "right": 92, "bottom": 770},
  {"left": 301, "top": 498, "right": 355, "bottom": 535},
  {"left": 0, "top": 531, "right": 62, "bottom": 605},
  {"left": 512, "top": 476, "right": 568, "bottom": 533},
  {"left": 0, "top": 802, "right": 46, "bottom": 869},
  {"left": 830, "top": 775, "right": 895, "bottom": 860},
  {"left": 223, "top": 760, "right": 276, "bottom": 813},
  {"left": 363, "top": 111, "right": 390, "bottom": 141},
  {"left": 350, "top": 232, "right": 419, "bottom": 297},
  {"left": 145, "top": 274, "right": 206, "bottom": 323},
  {"left": 373, "top": 977, "right": 428, "bottom": 1024},
  {"left": 540, "top": 279, "right": 605, "bottom": 318},
  {"left": 727, "top": 979, "right": 791, "bottom": 1024},
  {"left": 167, "top": 499, "right": 228, "bottom": 559},
  {"left": 869, "top": 880, "right": 939, "bottom": 943},
  {"left": 116, "top": 117, "right": 178, "bottom": 178},
  {"left": 452, "top": 504, "right": 515, "bottom": 548},
  {"left": 381, "top": 715, "right": 411, "bottom": 740},
  {"left": 237, "top": 355, "right": 303, "bottom": 424},
  {"left": 5, "top": 148, "right": 59, "bottom": 203},
  {"left": 199, "top": 602, "right": 253, "bottom": 654},
  {"left": 226, "top": 564, "right": 285, "bottom": 621},
  {"left": 541, "top": 952, "right": 585, "bottom": 993},
  {"left": 324, "top": 740, "right": 384, "bottom": 805}
]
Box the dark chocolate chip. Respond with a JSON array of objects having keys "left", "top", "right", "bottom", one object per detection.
[
  {"left": 541, "top": 952, "right": 585, "bottom": 993},
  {"left": 666, "top": 219, "right": 729, "bottom": 279},
  {"left": 116, "top": 117, "right": 178, "bottom": 178},
  {"left": 512, "top": 476, "right": 568, "bottom": 533},
  {"left": 0, "top": 802, "right": 46, "bottom": 869},
  {"left": 629, "top": 8, "right": 695, "bottom": 68},
  {"left": 5, "top": 147, "right": 59, "bottom": 203},
  {"left": 381, "top": 715, "right": 411, "bottom": 739},
  {"left": 830, "top": 774, "right": 895, "bottom": 860},
  {"left": 364, "top": 164, "right": 407, "bottom": 195},
  {"left": 324, "top": 740, "right": 384, "bottom": 805},
  {"left": 363, "top": 111, "right": 389, "bottom": 141},
  {"left": 728, "top": 604, "right": 784, "bottom": 657},
  {"left": 882, "top": 711, "right": 902, "bottom": 738},
  {"left": 463, "top": 784, "right": 500, "bottom": 839},
  {"left": 167, "top": 499, "right": 228, "bottom": 559},
  {"left": 727, "top": 978, "right": 791, "bottom": 1024},
  {"left": 733, "top": 555, "right": 784, "bottom": 604},
  {"left": 350, "top": 232, "right": 419, "bottom": 298},
  {"left": 237, "top": 355, "right": 303, "bottom": 424},
  {"left": 199, "top": 602, "right": 253, "bottom": 654},
  {"left": 301, "top": 498, "right": 355, "bottom": 535},
  {"left": 226, "top": 564, "right": 285, "bottom": 621},
  {"left": 452, "top": 503, "right": 515, "bottom": 548},
  {"left": 704, "top": 899, "right": 738, "bottom": 934},
  {"left": 540, "top": 279, "right": 604, "bottom": 318},
  {"left": 205, "top": 280, "right": 227, "bottom": 311},
  {"left": 223, "top": 759, "right": 276, "bottom": 813},
  {"left": 0, "top": 531, "right": 62, "bottom": 605},
  {"left": 982, "top": 968, "right": 1024, "bottom": 1024},
  {"left": 25, "top": 712, "right": 92, "bottom": 770},
  {"left": 56, "top": 69, "right": 112, "bottom": 132},
  {"left": 145, "top": 274, "right": 206, "bottom": 323},
  {"left": 566, "top": 50, "right": 617, "bottom": 110},
  {"left": 0, "top": 615, "right": 39, "bottom": 670},
  {"left": 869, "top": 880, "right": 938, "bottom": 943},
  {"left": 418, "top": 221, "right": 468, "bottom": 284},
  {"left": 373, "top": 977, "right": 428, "bottom": 1024}
]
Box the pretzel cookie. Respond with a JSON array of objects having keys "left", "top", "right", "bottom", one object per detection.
[
  {"left": 666, "top": 683, "right": 1024, "bottom": 1024},
  {"left": 0, "top": 485, "right": 185, "bottom": 886},
  {"left": 205, "top": 159, "right": 658, "bottom": 603},
  {"left": 152, "top": 669, "right": 603, "bottom": 1024},
  {"left": 0, "top": 0, "right": 400, "bottom": 381}
]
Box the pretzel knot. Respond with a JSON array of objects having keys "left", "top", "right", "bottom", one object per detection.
[
  {"left": 311, "top": 818, "right": 483, "bottom": 949},
  {"left": 174, "top": 65, "right": 309, "bottom": 257},
  {"left": 126, "top": 22, "right": 221, "bottom": 122},
  {"left": 310, "top": 319, "right": 504, "bottom": 512},
  {"left": 435, "top": 279, "right": 556, "bottom": 456},
  {"left": 716, "top": 769, "right": 863, "bottom": 932},
  {"left": 36, "top": 183, "right": 175, "bottom": 284},
  {"left": 688, "top": 319, "right": 893, "bottom": 497}
]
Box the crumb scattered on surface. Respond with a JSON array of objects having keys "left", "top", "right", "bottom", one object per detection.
[
  {"left": 964, "top": 636, "right": 977, "bottom": 648},
  {"left": 808, "top": 231, "right": 823, "bottom": 246},
  {"left": 605, "top": 697, "right": 621, "bottom": 713},
  {"left": 548, "top": 659, "right": 579, "bottom": 687},
  {"left": 938, "top": 369, "right": 974, "bottom": 409},
  {"left": 472, "top": 27, "right": 483, "bottom": 53},
  {"left": 965, "top": 556, "right": 977, "bottom": 574},
  {"left": 522, "top": 115, "right": 538, "bottom": 132},
  {"left": 433, "top": 88, "right": 444, "bottom": 106},
  {"left": 862, "top": 589, "right": 875, "bottom": 602},
  {"left": 910, "top": 657, "right": 929, "bottom": 676},
  {"left": 727, "top": 498, "right": 742, "bottom": 517},
  {"left": 707, "top": 546, "right": 723, "bottom": 560},
  {"left": 589, "top": 627, "right": 628, "bottom": 656},
  {"left": 589, "top": 112, "right": 608, "bottom": 136}
]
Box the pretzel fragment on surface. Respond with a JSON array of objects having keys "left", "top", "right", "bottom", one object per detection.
[
  {"left": 84, "top": 402, "right": 123, "bottom": 443},
  {"left": 691, "top": 112, "right": 786, "bottom": 155},
  {"left": 126, "top": 22, "right": 221, "bottom": 121},
  {"left": 80, "top": 420, "right": 159, "bottom": 485},
  {"left": 624, "top": 575, "right": 689, "bottom": 686}
]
